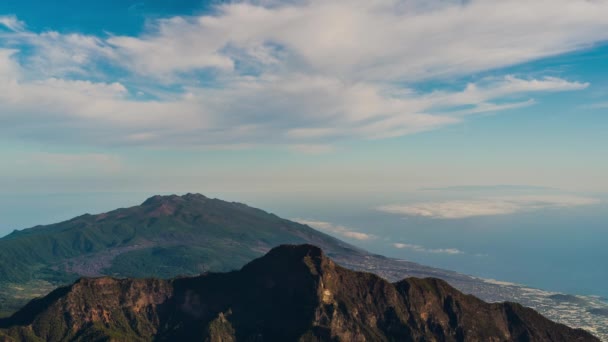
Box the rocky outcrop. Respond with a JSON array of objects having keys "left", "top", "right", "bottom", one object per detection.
[{"left": 0, "top": 245, "right": 599, "bottom": 342}]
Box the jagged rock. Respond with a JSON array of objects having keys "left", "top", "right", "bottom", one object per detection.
[{"left": 0, "top": 245, "right": 599, "bottom": 342}]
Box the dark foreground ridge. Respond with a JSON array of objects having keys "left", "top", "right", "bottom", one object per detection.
[{"left": 0, "top": 245, "right": 598, "bottom": 342}]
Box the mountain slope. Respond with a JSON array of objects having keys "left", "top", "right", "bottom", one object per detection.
[
  {"left": 0, "top": 244, "right": 598, "bottom": 342},
  {"left": 0, "top": 194, "right": 355, "bottom": 283},
  {"left": 0, "top": 194, "right": 467, "bottom": 318}
]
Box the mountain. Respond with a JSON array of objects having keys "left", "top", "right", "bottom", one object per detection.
[
  {"left": 0, "top": 194, "right": 606, "bottom": 340},
  {"left": 0, "top": 193, "right": 470, "bottom": 318},
  {"left": 0, "top": 193, "right": 351, "bottom": 282},
  {"left": 0, "top": 244, "right": 598, "bottom": 342}
]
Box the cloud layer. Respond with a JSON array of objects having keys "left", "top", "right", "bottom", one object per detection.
[
  {"left": 393, "top": 243, "right": 464, "bottom": 255},
  {"left": 294, "top": 219, "right": 374, "bottom": 240},
  {"left": 1, "top": 0, "right": 607, "bottom": 148},
  {"left": 103, "top": 0, "right": 608, "bottom": 82},
  {"left": 378, "top": 195, "right": 601, "bottom": 219}
]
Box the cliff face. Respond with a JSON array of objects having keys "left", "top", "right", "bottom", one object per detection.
[
  {"left": 0, "top": 245, "right": 599, "bottom": 342},
  {"left": 0, "top": 277, "right": 172, "bottom": 342}
]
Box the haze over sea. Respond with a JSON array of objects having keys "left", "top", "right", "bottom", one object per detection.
[{"left": 1, "top": 190, "right": 606, "bottom": 299}]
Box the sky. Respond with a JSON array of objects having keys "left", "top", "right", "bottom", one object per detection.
[
  {"left": 0, "top": 0, "right": 607, "bottom": 197},
  {"left": 1, "top": 1, "right": 607, "bottom": 297}
]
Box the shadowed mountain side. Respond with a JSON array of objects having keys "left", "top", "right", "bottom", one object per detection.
[{"left": 0, "top": 245, "right": 599, "bottom": 342}]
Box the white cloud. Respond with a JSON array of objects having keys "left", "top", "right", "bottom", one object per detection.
[
  {"left": 0, "top": 50, "right": 211, "bottom": 145},
  {"left": 393, "top": 243, "right": 464, "bottom": 255},
  {"left": 0, "top": 0, "right": 605, "bottom": 148},
  {"left": 104, "top": 0, "right": 608, "bottom": 82},
  {"left": 378, "top": 195, "right": 601, "bottom": 219},
  {"left": 107, "top": 17, "right": 234, "bottom": 78},
  {"left": 482, "top": 278, "right": 519, "bottom": 287},
  {"left": 0, "top": 49, "right": 587, "bottom": 147},
  {"left": 3, "top": 30, "right": 117, "bottom": 78},
  {"left": 294, "top": 219, "right": 375, "bottom": 240},
  {"left": 0, "top": 15, "right": 25, "bottom": 32}
]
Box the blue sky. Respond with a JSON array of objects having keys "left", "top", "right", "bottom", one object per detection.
[
  {"left": 0, "top": 0, "right": 607, "bottom": 198},
  {"left": 2, "top": 1, "right": 608, "bottom": 299}
]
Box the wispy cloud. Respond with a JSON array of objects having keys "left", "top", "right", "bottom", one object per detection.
[
  {"left": 0, "top": 0, "right": 605, "bottom": 148},
  {"left": 378, "top": 195, "right": 600, "bottom": 219},
  {"left": 0, "top": 50, "right": 587, "bottom": 148},
  {"left": 393, "top": 243, "right": 464, "bottom": 255},
  {"left": 0, "top": 15, "right": 25, "bottom": 32},
  {"left": 103, "top": 0, "right": 608, "bottom": 82},
  {"left": 294, "top": 219, "right": 374, "bottom": 240}
]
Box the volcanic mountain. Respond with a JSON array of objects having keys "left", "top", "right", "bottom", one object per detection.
[
  {"left": 0, "top": 244, "right": 598, "bottom": 342},
  {"left": 0, "top": 193, "right": 453, "bottom": 316}
]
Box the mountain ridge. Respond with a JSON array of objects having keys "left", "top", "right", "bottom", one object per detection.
[
  {"left": 1, "top": 194, "right": 606, "bottom": 340},
  {"left": 0, "top": 244, "right": 598, "bottom": 342}
]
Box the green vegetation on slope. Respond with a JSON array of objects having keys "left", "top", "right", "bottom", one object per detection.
[{"left": 106, "top": 245, "right": 256, "bottom": 278}]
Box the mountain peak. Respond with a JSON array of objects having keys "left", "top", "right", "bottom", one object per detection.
[
  {"left": 141, "top": 193, "right": 209, "bottom": 206},
  {"left": 0, "top": 245, "right": 599, "bottom": 342},
  {"left": 240, "top": 244, "right": 328, "bottom": 277},
  {"left": 266, "top": 244, "right": 324, "bottom": 259},
  {"left": 182, "top": 193, "right": 209, "bottom": 201}
]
